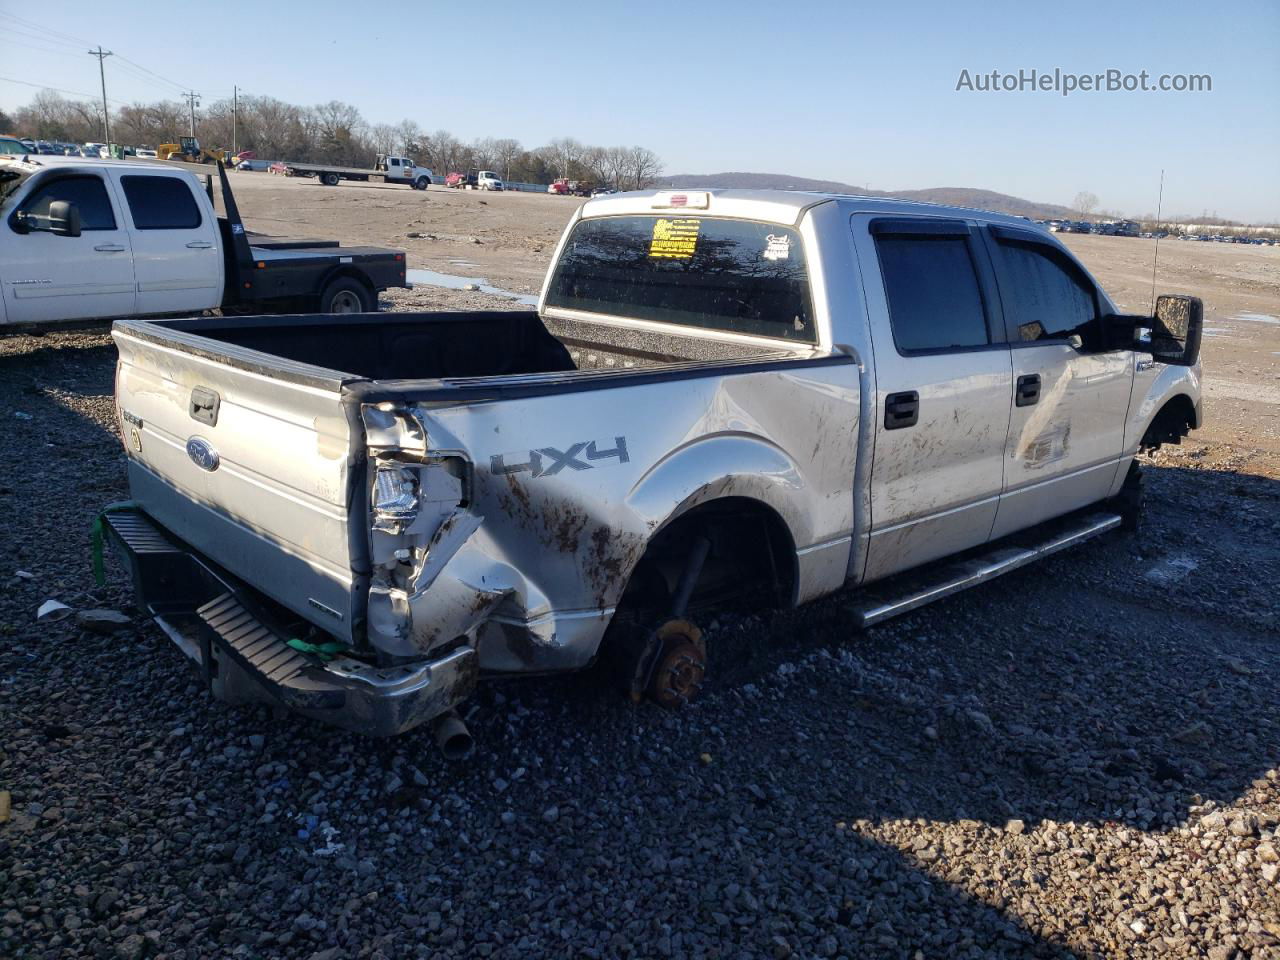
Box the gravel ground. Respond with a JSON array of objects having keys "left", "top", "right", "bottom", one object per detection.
[{"left": 1, "top": 325, "right": 1278, "bottom": 960}]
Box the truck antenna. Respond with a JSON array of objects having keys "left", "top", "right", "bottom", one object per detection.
[{"left": 1149, "top": 168, "right": 1165, "bottom": 312}]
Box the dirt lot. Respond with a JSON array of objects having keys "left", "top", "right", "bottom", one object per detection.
[{"left": 1, "top": 176, "right": 1277, "bottom": 960}]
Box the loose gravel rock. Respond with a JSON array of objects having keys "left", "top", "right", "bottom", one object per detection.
[{"left": 1, "top": 329, "right": 1277, "bottom": 959}]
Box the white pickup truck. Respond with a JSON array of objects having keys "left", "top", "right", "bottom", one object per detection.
[
  {"left": 282, "top": 155, "right": 434, "bottom": 190},
  {"left": 103, "top": 189, "right": 1202, "bottom": 749},
  {"left": 0, "top": 155, "right": 408, "bottom": 326}
]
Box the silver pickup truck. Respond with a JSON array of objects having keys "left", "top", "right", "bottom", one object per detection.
[{"left": 105, "top": 189, "right": 1203, "bottom": 746}]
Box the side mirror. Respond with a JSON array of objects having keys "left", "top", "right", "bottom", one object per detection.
[
  {"left": 1149, "top": 294, "right": 1203, "bottom": 367},
  {"left": 1101, "top": 312, "right": 1148, "bottom": 351},
  {"left": 48, "top": 200, "right": 82, "bottom": 238}
]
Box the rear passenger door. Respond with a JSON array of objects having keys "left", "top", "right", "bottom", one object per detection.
[
  {"left": 112, "top": 171, "right": 222, "bottom": 316},
  {"left": 852, "top": 216, "right": 1014, "bottom": 582},
  {"left": 981, "top": 226, "right": 1133, "bottom": 538}
]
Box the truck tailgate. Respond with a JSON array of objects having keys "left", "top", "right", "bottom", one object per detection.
[{"left": 112, "top": 319, "right": 362, "bottom": 642}]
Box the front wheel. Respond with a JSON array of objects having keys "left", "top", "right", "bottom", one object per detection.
[
  {"left": 318, "top": 277, "right": 373, "bottom": 314},
  {"left": 413, "top": 177, "right": 429, "bottom": 190},
  {"left": 321, "top": 172, "right": 340, "bottom": 186}
]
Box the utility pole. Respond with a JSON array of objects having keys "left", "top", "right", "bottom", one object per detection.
[
  {"left": 182, "top": 91, "right": 201, "bottom": 137},
  {"left": 88, "top": 47, "right": 113, "bottom": 147},
  {"left": 232, "top": 86, "right": 237, "bottom": 156}
]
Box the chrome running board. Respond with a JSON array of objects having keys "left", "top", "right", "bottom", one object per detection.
[{"left": 853, "top": 512, "right": 1122, "bottom": 628}]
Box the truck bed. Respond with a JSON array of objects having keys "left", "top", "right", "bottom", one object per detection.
[{"left": 141, "top": 311, "right": 797, "bottom": 382}]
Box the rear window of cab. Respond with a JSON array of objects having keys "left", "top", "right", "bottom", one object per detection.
[{"left": 545, "top": 215, "right": 816, "bottom": 343}]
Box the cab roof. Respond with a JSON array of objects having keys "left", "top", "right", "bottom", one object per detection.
[
  {"left": 581, "top": 187, "right": 1041, "bottom": 230},
  {"left": 0, "top": 154, "right": 182, "bottom": 174}
]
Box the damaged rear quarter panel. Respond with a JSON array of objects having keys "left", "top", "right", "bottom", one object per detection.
[{"left": 400, "top": 364, "right": 858, "bottom": 671}]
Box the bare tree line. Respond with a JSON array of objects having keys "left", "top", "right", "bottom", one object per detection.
[{"left": 3, "top": 91, "right": 663, "bottom": 189}]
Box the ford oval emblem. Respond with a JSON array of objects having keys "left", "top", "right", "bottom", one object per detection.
[{"left": 186, "top": 437, "right": 220, "bottom": 472}]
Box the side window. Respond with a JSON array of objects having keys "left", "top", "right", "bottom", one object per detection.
[
  {"left": 18, "top": 175, "right": 117, "bottom": 231},
  {"left": 874, "top": 234, "right": 990, "bottom": 352},
  {"left": 120, "top": 175, "right": 202, "bottom": 230},
  {"left": 994, "top": 240, "right": 1099, "bottom": 345}
]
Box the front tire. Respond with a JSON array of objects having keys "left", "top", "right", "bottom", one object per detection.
[
  {"left": 318, "top": 277, "right": 373, "bottom": 314},
  {"left": 413, "top": 177, "right": 429, "bottom": 190}
]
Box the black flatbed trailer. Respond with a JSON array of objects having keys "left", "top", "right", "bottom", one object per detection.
[{"left": 190, "top": 160, "right": 407, "bottom": 313}]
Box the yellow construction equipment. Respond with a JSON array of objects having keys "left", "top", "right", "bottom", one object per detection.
[{"left": 157, "top": 136, "right": 227, "bottom": 165}]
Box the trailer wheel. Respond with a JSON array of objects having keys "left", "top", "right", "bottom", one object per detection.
[
  {"left": 321, "top": 172, "right": 340, "bottom": 186},
  {"left": 413, "top": 177, "right": 429, "bottom": 190},
  {"left": 319, "top": 277, "right": 372, "bottom": 314}
]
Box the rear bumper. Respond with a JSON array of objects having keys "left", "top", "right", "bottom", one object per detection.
[{"left": 104, "top": 508, "right": 477, "bottom": 736}]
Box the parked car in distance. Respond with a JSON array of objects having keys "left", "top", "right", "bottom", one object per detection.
[
  {"left": 0, "top": 136, "right": 27, "bottom": 155},
  {"left": 135, "top": 148, "right": 158, "bottom": 159},
  {"left": 548, "top": 178, "right": 592, "bottom": 196},
  {"left": 268, "top": 161, "right": 289, "bottom": 175},
  {"left": 235, "top": 159, "right": 268, "bottom": 172}
]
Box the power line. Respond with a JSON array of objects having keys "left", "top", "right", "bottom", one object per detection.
[
  {"left": 6, "top": 14, "right": 193, "bottom": 101},
  {"left": 5, "top": 13, "right": 95, "bottom": 48},
  {"left": 0, "top": 75, "right": 122, "bottom": 104},
  {"left": 109, "top": 61, "right": 189, "bottom": 98},
  {"left": 3, "top": 36, "right": 189, "bottom": 99},
  {"left": 113, "top": 54, "right": 187, "bottom": 94},
  {"left": 5, "top": 38, "right": 91, "bottom": 61},
  {"left": 7, "top": 26, "right": 89, "bottom": 52}
]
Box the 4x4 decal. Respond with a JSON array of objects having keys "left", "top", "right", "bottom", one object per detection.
[{"left": 491, "top": 437, "right": 629, "bottom": 479}]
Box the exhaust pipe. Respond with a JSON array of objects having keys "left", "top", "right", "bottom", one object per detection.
[{"left": 432, "top": 710, "right": 473, "bottom": 761}]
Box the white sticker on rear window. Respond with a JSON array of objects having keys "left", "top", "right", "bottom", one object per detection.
[{"left": 763, "top": 234, "right": 792, "bottom": 261}]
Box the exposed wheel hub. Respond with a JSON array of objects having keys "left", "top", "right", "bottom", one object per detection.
[
  {"left": 621, "top": 619, "right": 706, "bottom": 709},
  {"left": 648, "top": 635, "right": 707, "bottom": 709}
]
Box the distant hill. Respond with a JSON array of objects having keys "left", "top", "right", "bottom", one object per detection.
[{"left": 657, "top": 172, "right": 1079, "bottom": 220}]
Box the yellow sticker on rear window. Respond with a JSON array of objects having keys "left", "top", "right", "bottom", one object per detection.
[{"left": 649, "top": 218, "right": 700, "bottom": 259}]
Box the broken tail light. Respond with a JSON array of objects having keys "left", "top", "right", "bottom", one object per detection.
[{"left": 373, "top": 464, "right": 418, "bottom": 530}]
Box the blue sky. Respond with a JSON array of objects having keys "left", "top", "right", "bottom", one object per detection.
[{"left": 2, "top": 0, "right": 1277, "bottom": 221}]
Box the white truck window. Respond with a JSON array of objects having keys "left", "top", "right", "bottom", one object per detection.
[
  {"left": 875, "top": 235, "right": 989, "bottom": 352},
  {"left": 18, "top": 175, "right": 117, "bottom": 231},
  {"left": 120, "top": 175, "right": 202, "bottom": 230},
  {"left": 545, "top": 216, "right": 815, "bottom": 342}
]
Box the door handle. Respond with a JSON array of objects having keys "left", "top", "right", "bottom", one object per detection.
[
  {"left": 94, "top": 243, "right": 126, "bottom": 252},
  {"left": 186, "top": 241, "right": 214, "bottom": 249},
  {"left": 1016, "top": 374, "right": 1041, "bottom": 407},
  {"left": 884, "top": 390, "right": 919, "bottom": 430}
]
